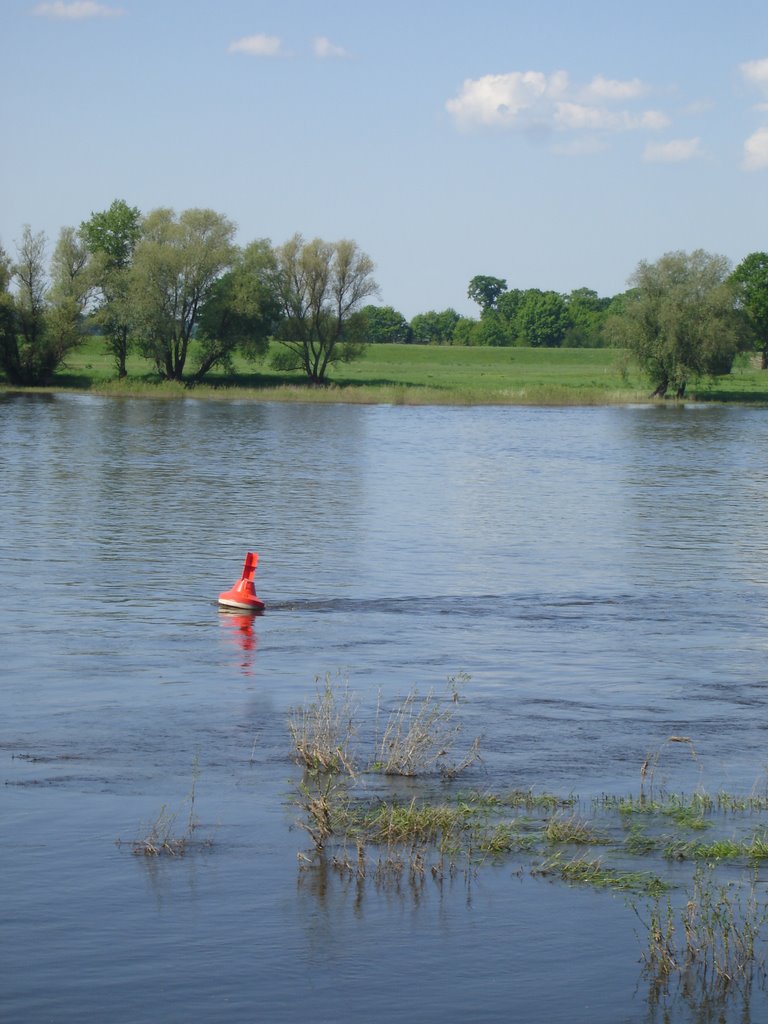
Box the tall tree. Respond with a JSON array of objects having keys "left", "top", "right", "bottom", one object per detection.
[
  {"left": 131, "top": 208, "right": 237, "bottom": 381},
  {"left": 0, "top": 243, "right": 16, "bottom": 374},
  {"left": 192, "top": 239, "right": 282, "bottom": 382},
  {"left": 0, "top": 227, "right": 85, "bottom": 385},
  {"left": 730, "top": 252, "right": 768, "bottom": 368},
  {"left": 467, "top": 275, "right": 507, "bottom": 313},
  {"left": 610, "top": 249, "right": 746, "bottom": 398},
  {"left": 270, "top": 234, "right": 378, "bottom": 384},
  {"left": 80, "top": 199, "right": 142, "bottom": 378}
]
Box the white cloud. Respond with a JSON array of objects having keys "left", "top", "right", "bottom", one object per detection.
[
  {"left": 643, "top": 137, "right": 702, "bottom": 162},
  {"left": 580, "top": 74, "right": 647, "bottom": 101},
  {"left": 228, "top": 34, "right": 285, "bottom": 57},
  {"left": 33, "top": 1, "right": 123, "bottom": 17},
  {"left": 554, "top": 102, "right": 668, "bottom": 132},
  {"left": 636, "top": 110, "right": 672, "bottom": 130},
  {"left": 446, "top": 68, "right": 665, "bottom": 143},
  {"left": 313, "top": 36, "right": 349, "bottom": 59},
  {"left": 741, "top": 58, "right": 768, "bottom": 89},
  {"left": 743, "top": 127, "right": 768, "bottom": 170},
  {"left": 445, "top": 70, "right": 569, "bottom": 128}
]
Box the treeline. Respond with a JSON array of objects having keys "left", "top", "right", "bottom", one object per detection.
[
  {"left": 0, "top": 200, "right": 376, "bottom": 387},
  {"left": 1, "top": 198, "right": 767, "bottom": 397},
  {"left": 364, "top": 256, "right": 768, "bottom": 398},
  {"left": 362, "top": 278, "right": 617, "bottom": 348}
]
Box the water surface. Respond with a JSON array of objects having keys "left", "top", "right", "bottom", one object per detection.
[{"left": 2, "top": 394, "right": 768, "bottom": 1023}]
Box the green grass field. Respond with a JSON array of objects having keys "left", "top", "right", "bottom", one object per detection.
[{"left": 10, "top": 337, "right": 768, "bottom": 405}]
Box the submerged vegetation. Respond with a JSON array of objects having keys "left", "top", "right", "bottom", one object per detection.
[
  {"left": 119, "top": 759, "right": 213, "bottom": 857},
  {"left": 286, "top": 676, "right": 768, "bottom": 1014}
]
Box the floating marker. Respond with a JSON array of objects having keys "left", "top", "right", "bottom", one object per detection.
[{"left": 218, "top": 552, "right": 265, "bottom": 612}]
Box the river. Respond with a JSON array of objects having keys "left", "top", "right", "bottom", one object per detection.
[{"left": 2, "top": 393, "right": 768, "bottom": 1023}]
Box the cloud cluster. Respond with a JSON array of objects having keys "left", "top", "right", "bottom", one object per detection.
[
  {"left": 33, "top": 1, "right": 122, "bottom": 17},
  {"left": 741, "top": 58, "right": 768, "bottom": 170},
  {"left": 445, "top": 70, "right": 667, "bottom": 139},
  {"left": 228, "top": 33, "right": 349, "bottom": 59}
]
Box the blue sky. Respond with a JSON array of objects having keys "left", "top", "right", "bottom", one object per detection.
[{"left": 2, "top": 0, "right": 768, "bottom": 317}]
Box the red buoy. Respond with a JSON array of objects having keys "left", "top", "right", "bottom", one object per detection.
[{"left": 218, "top": 552, "right": 265, "bottom": 612}]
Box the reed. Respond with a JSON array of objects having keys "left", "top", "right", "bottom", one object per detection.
[
  {"left": 288, "top": 673, "right": 357, "bottom": 775},
  {"left": 637, "top": 869, "right": 768, "bottom": 998},
  {"left": 373, "top": 684, "right": 481, "bottom": 777},
  {"left": 124, "top": 758, "right": 210, "bottom": 857}
]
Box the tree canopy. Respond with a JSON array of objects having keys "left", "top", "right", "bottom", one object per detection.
[
  {"left": 194, "top": 239, "right": 282, "bottom": 381},
  {"left": 360, "top": 305, "right": 412, "bottom": 344},
  {"left": 130, "top": 207, "right": 237, "bottom": 381},
  {"left": 269, "top": 234, "right": 378, "bottom": 384},
  {"left": 730, "top": 251, "right": 768, "bottom": 368},
  {"left": 515, "top": 290, "right": 569, "bottom": 347},
  {"left": 409, "top": 308, "right": 460, "bottom": 344},
  {"left": 468, "top": 275, "right": 507, "bottom": 313},
  {"left": 80, "top": 199, "right": 142, "bottom": 378},
  {"left": 0, "top": 226, "right": 91, "bottom": 385},
  {"left": 609, "top": 249, "right": 747, "bottom": 397}
]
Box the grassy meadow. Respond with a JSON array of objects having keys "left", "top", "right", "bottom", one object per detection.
[{"left": 8, "top": 336, "right": 768, "bottom": 405}]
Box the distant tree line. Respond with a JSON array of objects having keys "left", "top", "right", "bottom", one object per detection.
[
  {"left": 361, "top": 257, "right": 768, "bottom": 397},
  {"left": 2, "top": 199, "right": 768, "bottom": 396}
]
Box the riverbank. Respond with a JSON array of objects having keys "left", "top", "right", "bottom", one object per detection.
[{"left": 4, "top": 340, "right": 768, "bottom": 405}]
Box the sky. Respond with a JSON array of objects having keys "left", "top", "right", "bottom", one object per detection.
[{"left": 1, "top": 0, "right": 768, "bottom": 318}]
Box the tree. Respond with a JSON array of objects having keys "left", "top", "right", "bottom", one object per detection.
[
  {"left": 452, "top": 316, "right": 479, "bottom": 346},
  {"left": 0, "top": 243, "right": 15, "bottom": 374},
  {"left": 359, "top": 304, "right": 412, "bottom": 343},
  {"left": 516, "top": 289, "right": 569, "bottom": 347},
  {"left": 130, "top": 208, "right": 237, "bottom": 381},
  {"left": 0, "top": 227, "right": 86, "bottom": 385},
  {"left": 410, "top": 308, "right": 460, "bottom": 344},
  {"left": 610, "top": 249, "right": 746, "bottom": 398},
  {"left": 496, "top": 288, "right": 525, "bottom": 344},
  {"left": 80, "top": 199, "right": 142, "bottom": 378},
  {"left": 730, "top": 252, "right": 768, "bottom": 368},
  {"left": 563, "top": 287, "right": 611, "bottom": 347},
  {"left": 47, "top": 226, "right": 92, "bottom": 360},
  {"left": 192, "top": 239, "right": 282, "bottom": 381},
  {"left": 269, "top": 234, "right": 378, "bottom": 384},
  {"left": 475, "top": 311, "right": 513, "bottom": 346},
  {"left": 468, "top": 275, "right": 507, "bottom": 313}
]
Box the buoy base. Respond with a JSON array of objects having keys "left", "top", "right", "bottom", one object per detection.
[{"left": 218, "top": 595, "right": 265, "bottom": 612}]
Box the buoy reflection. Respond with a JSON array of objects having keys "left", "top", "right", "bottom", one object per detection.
[{"left": 218, "top": 608, "right": 260, "bottom": 674}]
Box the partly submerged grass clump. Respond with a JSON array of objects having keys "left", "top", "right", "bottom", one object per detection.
[
  {"left": 288, "top": 673, "right": 357, "bottom": 774},
  {"left": 288, "top": 673, "right": 481, "bottom": 780},
  {"left": 372, "top": 680, "right": 481, "bottom": 778},
  {"left": 664, "top": 831, "right": 768, "bottom": 864},
  {"left": 536, "top": 853, "right": 668, "bottom": 897},
  {"left": 120, "top": 759, "right": 212, "bottom": 857},
  {"left": 636, "top": 868, "right": 768, "bottom": 999}
]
